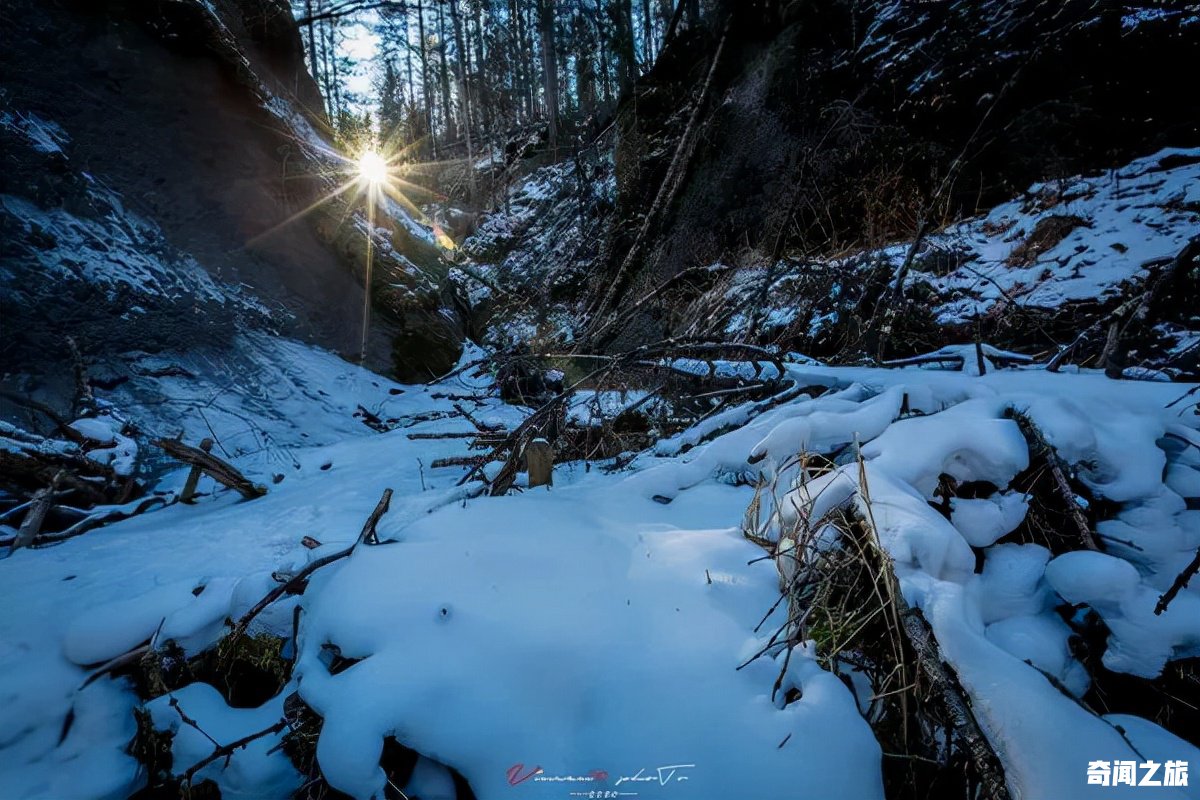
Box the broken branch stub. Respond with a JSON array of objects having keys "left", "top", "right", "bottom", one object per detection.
[
  {"left": 1012, "top": 414, "right": 1100, "bottom": 552},
  {"left": 525, "top": 439, "right": 554, "bottom": 488},
  {"left": 179, "top": 438, "right": 213, "bottom": 504}
]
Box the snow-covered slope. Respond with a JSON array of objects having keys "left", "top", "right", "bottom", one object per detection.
[
  {"left": 723, "top": 147, "right": 1200, "bottom": 331},
  {"left": 454, "top": 159, "right": 614, "bottom": 348},
  {"left": 709, "top": 147, "right": 1200, "bottom": 372},
  {"left": 1, "top": 353, "right": 1196, "bottom": 799}
]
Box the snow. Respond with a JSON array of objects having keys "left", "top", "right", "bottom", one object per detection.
[
  {"left": 751, "top": 361, "right": 1200, "bottom": 798},
  {"left": 1046, "top": 550, "right": 1200, "bottom": 679},
  {"left": 0, "top": 109, "right": 69, "bottom": 155},
  {"left": 977, "top": 543, "right": 1053, "bottom": 624},
  {"left": 298, "top": 481, "right": 882, "bottom": 799},
  {"left": 404, "top": 756, "right": 456, "bottom": 799},
  {"left": 70, "top": 416, "right": 140, "bottom": 477},
  {"left": 62, "top": 580, "right": 200, "bottom": 666},
  {"left": 950, "top": 492, "right": 1029, "bottom": 547},
  {"left": 1, "top": 349, "right": 1197, "bottom": 800},
  {"left": 905, "top": 147, "right": 1200, "bottom": 324}
]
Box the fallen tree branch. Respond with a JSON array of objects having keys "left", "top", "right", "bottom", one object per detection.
[
  {"left": 898, "top": 604, "right": 1013, "bottom": 800},
  {"left": 586, "top": 17, "right": 732, "bottom": 338},
  {"left": 6, "top": 473, "right": 61, "bottom": 555},
  {"left": 405, "top": 431, "right": 493, "bottom": 440},
  {"left": 1050, "top": 238, "right": 1200, "bottom": 374},
  {"left": 0, "top": 391, "right": 88, "bottom": 445},
  {"left": 453, "top": 402, "right": 505, "bottom": 433},
  {"left": 154, "top": 438, "right": 267, "bottom": 500},
  {"left": 78, "top": 643, "right": 152, "bottom": 690},
  {"left": 430, "top": 455, "right": 487, "bottom": 469},
  {"left": 1013, "top": 414, "right": 1100, "bottom": 551},
  {"left": 0, "top": 446, "right": 120, "bottom": 506},
  {"left": 226, "top": 488, "right": 392, "bottom": 644},
  {"left": 1102, "top": 237, "right": 1200, "bottom": 377},
  {"left": 27, "top": 495, "right": 174, "bottom": 547}
]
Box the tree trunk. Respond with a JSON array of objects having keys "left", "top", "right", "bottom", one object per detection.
[
  {"left": 449, "top": 0, "right": 476, "bottom": 199},
  {"left": 436, "top": 1, "right": 455, "bottom": 143},
  {"left": 405, "top": 20, "right": 416, "bottom": 141},
  {"left": 537, "top": 0, "right": 559, "bottom": 153},
  {"left": 319, "top": 16, "right": 335, "bottom": 117},
  {"left": 304, "top": 0, "right": 318, "bottom": 87},
  {"left": 610, "top": 0, "right": 637, "bottom": 97},
  {"left": 416, "top": 0, "right": 436, "bottom": 156},
  {"left": 641, "top": 0, "right": 654, "bottom": 67},
  {"left": 575, "top": 12, "right": 596, "bottom": 122}
]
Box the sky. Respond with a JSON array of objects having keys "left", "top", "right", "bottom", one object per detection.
[{"left": 341, "top": 18, "right": 381, "bottom": 111}]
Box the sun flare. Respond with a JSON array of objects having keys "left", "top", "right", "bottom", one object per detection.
[{"left": 357, "top": 150, "right": 388, "bottom": 185}]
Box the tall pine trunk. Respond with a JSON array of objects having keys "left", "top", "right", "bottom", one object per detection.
[
  {"left": 437, "top": 1, "right": 455, "bottom": 144},
  {"left": 610, "top": 0, "right": 636, "bottom": 98},
  {"left": 641, "top": 0, "right": 653, "bottom": 67},
  {"left": 537, "top": 0, "right": 559, "bottom": 153},
  {"left": 449, "top": 0, "right": 476, "bottom": 199},
  {"left": 416, "top": 0, "right": 436, "bottom": 157}
]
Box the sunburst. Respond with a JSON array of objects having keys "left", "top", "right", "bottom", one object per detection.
[{"left": 247, "top": 133, "right": 459, "bottom": 365}]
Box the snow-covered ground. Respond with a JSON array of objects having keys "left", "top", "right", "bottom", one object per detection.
[{"left": 1, "top": 347, "right": 1197, "bottom": 799}]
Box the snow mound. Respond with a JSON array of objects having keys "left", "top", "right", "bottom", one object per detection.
[{"left": 298, "top": 484, "right": 882, "bottom": 799}]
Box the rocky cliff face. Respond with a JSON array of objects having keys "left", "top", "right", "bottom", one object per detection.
[{"left": 1, "top": 0, "right": 463, "bottom": 427}]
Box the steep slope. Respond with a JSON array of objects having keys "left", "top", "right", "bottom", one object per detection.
[
  {"left": 0, "top": 0, "right": 463, "bottom": 423},
  {"left": 582, "top": 0, "right": 1200, "bottom": 350},
  {"left": 456, "top": 145, "right": 1198, "bottom": 377}
]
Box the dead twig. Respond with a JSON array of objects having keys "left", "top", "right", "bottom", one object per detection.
[
  {"left": 1154, "top": 547, "right": 1200, "bottom": 616},
  {"left": 0, "top": 391, "right": 88, "bottom": 445},
  {"left": 176, "top": 716, "right": 290, "bottom": 786},
  {"left": 6, "top": 471, "right": 62, "bottom": 555},
  {"left": 29, "top": 495, "right": 174, "bottom": 547}
]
